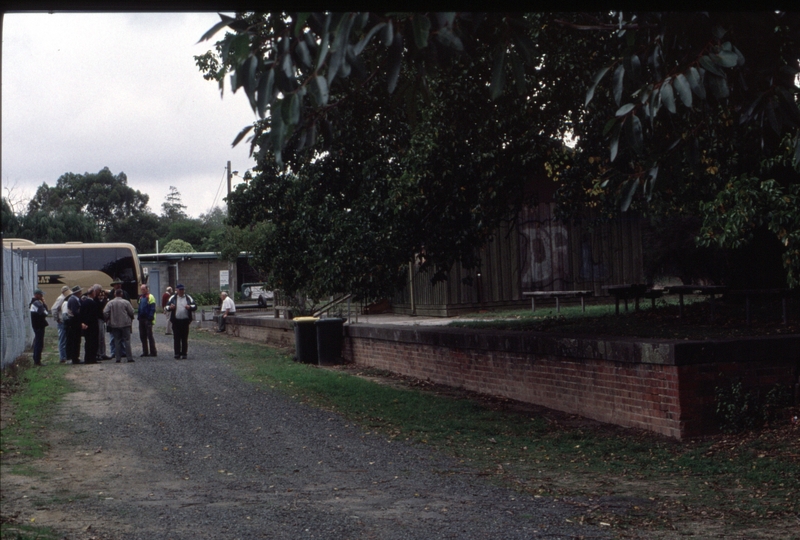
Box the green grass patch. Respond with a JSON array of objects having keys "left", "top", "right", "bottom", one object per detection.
[
  {"left": 1, "top": 333, "right": 74, "bottom": 540},
  {"left": 214, "top": 332, "right": 799, "bottom": 534},
  {"left": 449, "top": 297, "right": 799, "bottom": 339},
  {"left": 0, "top": 522, "right": 61, "bottom": 540},
  {"left": 1, "top": 333, "right": 74, "bottom": 459}
]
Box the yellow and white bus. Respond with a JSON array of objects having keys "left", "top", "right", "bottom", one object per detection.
[{"left": 3, "top": 239, "right": 143, "bottom": 304}]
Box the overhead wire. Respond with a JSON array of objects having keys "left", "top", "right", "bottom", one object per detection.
[{"left": 210, "top": 166, "right": 228, "bottom": 211}]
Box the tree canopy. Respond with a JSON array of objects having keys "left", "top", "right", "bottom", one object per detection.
[
  {"left": 4, "top": 168, "right": 233, "bottom": 255},
  {"left": 3, "top": 205, "right": 102, "bottom": 244},
  {"left": 161, "top": 239, "right": 196, "bottom": 253},
  {"left": 28, "top": 167, "right": 151, "bottom": 235},
  {"left": 201, "top": 11, "right": 800, "bottom": 291}
]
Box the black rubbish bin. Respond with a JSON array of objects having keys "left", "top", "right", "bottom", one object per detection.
[
  {"left": 293, "top": 317, "right": 319, "bottom": 363},
  {"left": 316, "top": 317, "right": 345, "bottom": 366}
]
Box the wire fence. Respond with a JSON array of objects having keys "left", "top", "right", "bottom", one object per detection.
[{"left": 2, "top": 246, "right": 38, "bottom": 369}]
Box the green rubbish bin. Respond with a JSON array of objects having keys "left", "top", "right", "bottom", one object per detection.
[
  {"left": 316, "top": 317, "right": 345, "bottom": 366},
  {"left": 293, "top": 317, "right": 319, "bottom": 363}
]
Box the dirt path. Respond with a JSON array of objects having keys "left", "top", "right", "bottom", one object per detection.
[{"left": 2, "top": 326, "right": 620, "bottom": 539}]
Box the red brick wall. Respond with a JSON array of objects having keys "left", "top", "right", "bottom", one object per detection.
[
  {"left": 676, "top": 360, "right": 796, "bottom": 436},
  {"left": 224, "top": 316, "right": 798, "bottom": 439},
  {"left": 342, "top": 327, "right": 798, "bottom": 440},
  {"left": 227, "top": 317, "right": 295, "bottom": 349},
  {"left": 344, "top": 335, "right": 684, "bottom": 439}
]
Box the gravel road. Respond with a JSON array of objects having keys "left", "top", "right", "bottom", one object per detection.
[{"left": 2, "top": 326, "right": 617, "bottom": 539}]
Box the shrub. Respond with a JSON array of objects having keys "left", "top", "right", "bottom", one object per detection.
[
  {"left": 192, "top": 291, "right": 221, "bottom": 307},
  {"left": 715, "top": 382, "right": 760, "bottom": 434},
  {"left": 715, "top": 381, "right": 794, "bottom": 434}
]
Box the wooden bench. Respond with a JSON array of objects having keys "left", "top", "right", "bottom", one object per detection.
[
  {"left": 273, "top": 305, "right": 293, "bottom": 319},
  {"left": 642, "top": 288, "right": 665, "bottom": 309},
  {"left": 603, "top": 284, "right": 650, "bottom": 314},
  {"left": 667, "top": 285, "right": 727, "bottom": 321},
  {"left": 522, "top": 290, "right": 594, "bottom": 313},
  {"left": 725, "top": 289, "right": 792, "bottom": 325}
]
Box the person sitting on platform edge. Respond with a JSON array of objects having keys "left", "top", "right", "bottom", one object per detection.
[
  {"left": 29, "top": 288, "right": 49, "bottom": 366},
  {"left": 217, "top": 291, "right": 236, "bottom": 332},
  {"left": 137, "top": 284, "right": 157, "bottom": 357},
  {"left": 166, "top": 284, "right": 196, "bottom": 359}
]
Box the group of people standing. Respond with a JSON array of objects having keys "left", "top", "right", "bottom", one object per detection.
[{"left": 29, "top": 281, "right": 198, "bottom": 366}]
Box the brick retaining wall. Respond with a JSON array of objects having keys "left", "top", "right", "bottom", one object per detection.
[
  {"left": 225, "top": 316, "right": 296, "bottom": 349},
  {"left": 224, "top": 316, "right": 799, "bottom": 440},
  {"left": 342, "top": 326, "right": 798, "bottom": 440}
]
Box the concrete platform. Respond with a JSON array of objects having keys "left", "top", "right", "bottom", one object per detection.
[{"left": 198, "top": 308, "right": 455, "bottom": 328}]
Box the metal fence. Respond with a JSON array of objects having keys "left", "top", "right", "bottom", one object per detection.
[{"left": 2, "top": 247, "right": 38, "bottom": 369}]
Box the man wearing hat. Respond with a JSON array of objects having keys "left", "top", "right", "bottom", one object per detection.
[
  {"left": 29, "top": 288, "right": 49, "bottom": 366},
  {"left": 80, "top": 285, "right": 101, "bottom": 364},
  {"left": 109, "top": 278, "right": 130, "bottom": 300},
  {"left": 166, "top": 284, "right": 197, "bottom": 359},
  {"left": 109, "top": 278, "right": 129, "bottom": 358},
  {"left": 65, "top": 285, "right": 83, "bottom": 363},
  {"left": 50, "top": 285, "right": 72, "bottom": 363}
]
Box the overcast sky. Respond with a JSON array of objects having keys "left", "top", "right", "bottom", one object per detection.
[{"left": 2, "top": 12, "right": 258, "bottom": 219}]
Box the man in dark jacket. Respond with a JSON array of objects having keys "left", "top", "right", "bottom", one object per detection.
[
  {"left": 166, "top": 284, "right": 197, "bottom": 359},
  {"left": 80, "top": 285, "right": 100, "bottom": 364},
  {"left": 29, "top": 288, "right": 49, "bottom": 366},
  {"left": 65, "top": 285, "right": 83, "bottom": 364}
]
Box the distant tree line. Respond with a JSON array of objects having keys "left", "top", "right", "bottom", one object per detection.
[{"left": 1, "top": 167, "right": 229, "bottom": 254}]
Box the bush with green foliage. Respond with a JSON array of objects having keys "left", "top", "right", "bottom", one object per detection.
[
  {"left": 161, "top": 239, "right": 195, "bottom": 253},
  {"left": 715, "top": 382, "right": 794, "bottom": 434}
]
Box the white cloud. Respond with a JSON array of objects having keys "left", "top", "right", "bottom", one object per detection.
[{"left": 2, "top": 12, "right": 257, "bottom": 220}]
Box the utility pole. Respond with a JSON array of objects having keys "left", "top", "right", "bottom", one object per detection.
[
  {"left": 225, "top": 161, "right": 236, "bottom": 294},
  {"left": 226, "top": 161, "right": 232, "bottom": 201}
]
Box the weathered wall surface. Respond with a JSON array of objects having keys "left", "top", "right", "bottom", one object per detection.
[
  {"left": 225, "top": 316, "right": 295, "bottom": 349},
  {"left": 177, "top": 260, "right": 232, "bottom": 294}
]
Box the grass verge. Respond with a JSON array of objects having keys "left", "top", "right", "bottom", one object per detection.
[
  {"left": 1, "top": 332, "right": 73, "bottom": 540},
  {"left": 449, "top": 297, "right": 799, "bottom": 340},
  {"left": 1, "top": 333, "right": 73, "bottom": 458},
  {"left": 205, "top": 330, "right": 800, "bottom": 538}
]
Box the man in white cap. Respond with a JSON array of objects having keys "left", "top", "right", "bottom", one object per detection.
[
  {"left": 50, "top": 285, "right": 72, "bottom": 363},
  {"left": 217, "top": 291, "right": 236, "bottom": 333}
]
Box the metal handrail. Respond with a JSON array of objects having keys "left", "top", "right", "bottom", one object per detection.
[{"left": 313, "top": 293, "right": 353, "bottom": 318}]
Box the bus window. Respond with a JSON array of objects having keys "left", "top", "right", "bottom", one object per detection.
[
  {"left": 45, "top": 249, "right": 83, "bottom": 271},
  {"left": 105, "top": 256, "right": 136, "bottom": 281},
  {"left": 85, "top": 247, "right": 119, "bottom": 275}
]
